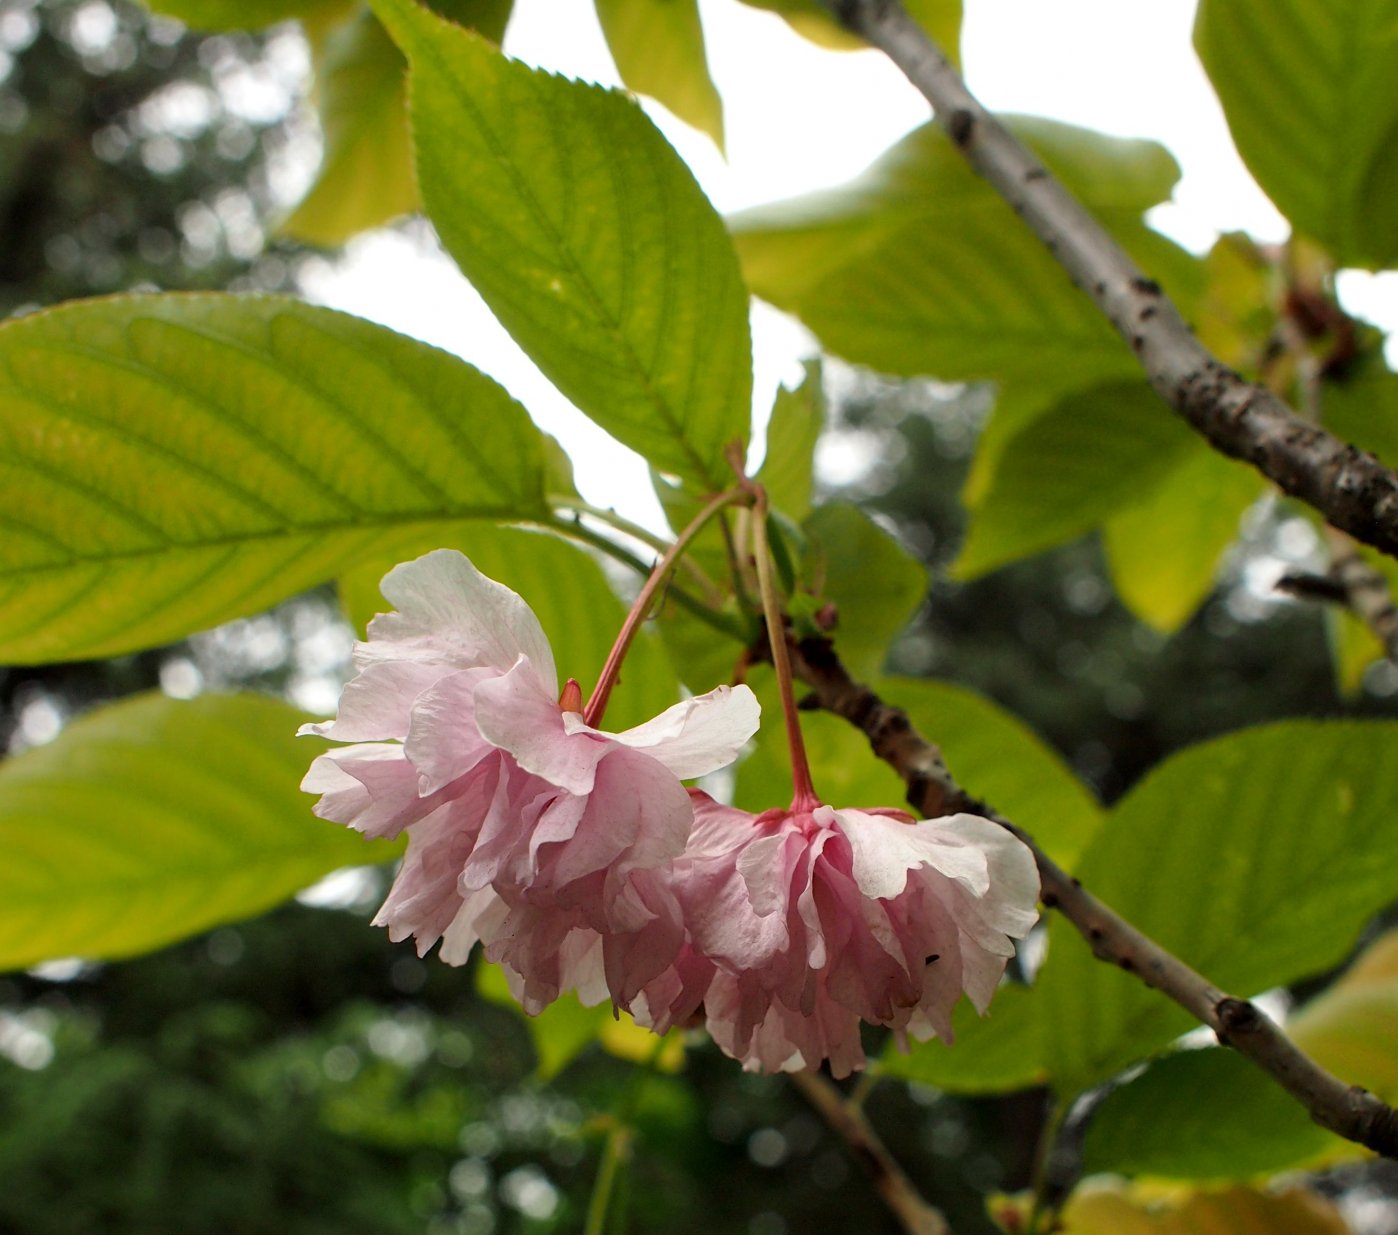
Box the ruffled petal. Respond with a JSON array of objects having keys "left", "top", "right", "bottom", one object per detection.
[
  {"left": 361, "top": 550, "right": 557, "bottom": 686},
  {"left": 298, "top": 661, "right": 448, "bottom": 742},
  {"left": 843, "top": 809, "right": 992, "bottom": 900},
  {"left": 402, "top": 666, "right": 496, "bottom": 793},
  {"left": 568, "top": 684, "right": 761, "bottom": 779},
  {"left": 475, "top": 655, "right": 608, "bottom": 795}
]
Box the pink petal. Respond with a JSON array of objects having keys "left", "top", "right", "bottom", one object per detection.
[
  {"left": 475, "top": 655, "right": 608, "bottom": 795},
  {"left": 568, "top": 684, "right": 761, "bottom": 779},
  {"left": 402, "top": 667, "right": 496, "bottom": 793},
  {"left": 361, "top": 549, "right": 557, "bottom": 686},
  {"left": 843, "top": 809, "right": 992, "bottom": 900}
]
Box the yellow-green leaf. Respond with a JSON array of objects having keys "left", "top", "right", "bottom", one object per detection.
[
  {"left": 373, "top": 0, "right": 753, "bottom": 490},
  {"left": 0, "top": 294, "right": 550, "bottom": 664},
  {"left": 1104, "top": 443, "right": 1266, "bottom": 633},
  {"left": 595, "top": 0, "right": 724, "bottom": 150},
  {"left": 0, "top": 692, "right": 399, "bottom": 971}
]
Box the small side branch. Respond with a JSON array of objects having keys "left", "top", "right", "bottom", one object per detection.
[
  {"left": 1279, "top": 531, "right": 1398, "bottom": 664},
  {"left": 826, "top": 0, "right": 1398, "bottom": 561},
  {"left": 794, "top": 638, "right": 1398, "bottom": 1160},
  {"left": 791, "top": 1070, "right": 953, "bottom": 1235}
]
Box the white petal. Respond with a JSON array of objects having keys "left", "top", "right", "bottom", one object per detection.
[
  {"left": 842, "top": 809, "right": 991, "bottom": 901},
  {"left": 568, "top": 683, "right": 760, "bottom": 779},
  {"left": 300, "top": 661, "right": 448, "bottom": 742},
  {"left": 360, "top": 549, "right": 557, "bottom": 687}
]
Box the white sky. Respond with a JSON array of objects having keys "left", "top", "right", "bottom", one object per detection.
[{"left": 302, "top": 0, "right": 1397, "bottom": 528}]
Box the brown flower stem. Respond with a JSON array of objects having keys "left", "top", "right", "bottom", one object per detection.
[
  {"left": 791, "top": 1070, "right": 953, "bottom": 1235},
  {"left": 582, "top": 488, "right": 748, "bottom": 727},
  {"left": 825, "top": 0, "right": 1398, "bottom": 561},
  {"left": 792, "top": 637, "right": 1398, "bottom": 1160},
  {"left": 751, "top": 485, "right": 822, "bottom": 811}
]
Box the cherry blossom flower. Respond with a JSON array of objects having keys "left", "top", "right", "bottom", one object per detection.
[
  {"left": 664, "top": 790, "right": 1040, "bottom": 1077},
  {"left": 300, "top": 549, "right": 760, "bottom": 1010}
]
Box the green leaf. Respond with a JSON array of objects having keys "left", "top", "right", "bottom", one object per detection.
[
  {"left": 880, "top": 678, "right": 1103, "bottom": 868},
  {"left": 881, "top": 983, "right": 1048, "bottom": 1094},
  {"left": 339, "top": 524, "right": 681, "bottom": 732},
  {"left": 955, "top": 382, "right": 1198, "bottom": 579},
  {"left": 734, "top": 673, "right": 909, "bottom": 813},
  {"left": 1083, "top": 1047, "right": 1334, "bottom": 1180},
  {"left": 757, "top": 360, "right": 824, "bottom": 521},
  {"left": 283, "top": 12, "right": 419, "bottom": 246},
  {"left": 1322, "top": 365, "right": 1398, "bottom": 467},
  {"left": 802, "top": 503, "right": 926, "bottom": 677},
  {"left": 374, "top": 0, "right": 752, "bottom": 490},
  {"left": 1194, "top": 0, "right": 1398, "bottom": 268},
  {"left": 1289, "top": 929, "right": 1398, "bottom": 1106},
  {"left": 1103, "top": 443, "right": 1266, "bottom": 633},
  {"left": 594, "top": 0, "right": 724, "bottom": 150},
  {"left": 733, "top": 0, "right": 963, "bottom": 67},
  {"left": 143, "top": 0, "right": 351, "bottom": 30},
  {"left": 731, "top": 117, "right": 1202, "bottom": 383},
  {"left": 1037, "top": 720, "right": 1398, "bottom": 1093},
  {"left": 0, "top": 692, "right": 399, "bottom": 972},
  {"left": 0, "top": 293, "right": 550, "bottom": 664}
]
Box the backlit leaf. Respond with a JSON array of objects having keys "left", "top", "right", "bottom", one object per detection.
[
  {"left": 1103, "top": 442, "right": 1265, "bottom": 633},
  {"left": 0, "top": 294, "right": 549, "bottom": 663},
  {"left": 955, "top": 382, "right": 1197, "bottom": 579},
  {"left": 0, "top": 692, "right": 399, "bottom": 971},
  {"left": 1195, "top": 0, "right": 1398, "bottom": 267},
  {"left": 374, "top": 0, "right": 752, "bottom": 490},
  {"left": 1037, "top": 720, "right": 1398, "bottom": 1093},
  {"left": 731, "top": 118, "right": 1201, "bottom": 384},
  {"left": 595, "top": 0, "right": 724, "bottom": 149}
]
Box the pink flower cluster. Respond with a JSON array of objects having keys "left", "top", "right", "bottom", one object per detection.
[{"left": 303, "top": 551, "right": 1040, "bottom": 1075}]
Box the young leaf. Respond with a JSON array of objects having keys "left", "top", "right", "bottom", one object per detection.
[
  {"left": 1195, "top": 0, "right": 1398, "bottom": 268},
  {"left": 954, "top": 382, "right": 1197, "bottom": 579},
  {"left": 282, "top": 11, "right": 420, "bottom": 246},
  {"left": 1035, "top": 720, "right": 1398, "bottom": 1093},
  {"left": 757, "top": 360, "right": 824, "bottom": 521},
  {"left": 373, "top": 0, "right": 753, "bottom": 490},
  {"left": 1103, "top": 442, "right": 1266, "bottom": 634},
  {"left": 594, "top": 0, "right": 724, "bottom": 150},
  {"left": 730, "top": 117, "right": 1202, "bottom": 384},
  {"left": 0, "top": 692, "right": 399, "bottom": 972},
  {"left": 801, "top": 503, "right": 926, "bottom": 677},
  {"left": 0, "top": 294, "right": 550, "bottom": 664}
]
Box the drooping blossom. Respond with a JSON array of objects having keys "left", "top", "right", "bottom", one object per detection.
[
  {"left": 300, "top": 549, "right": 760, "bottom": 1011},
  {"left": 657, "top": 790, "right": 1040, "bottom": 1077}
]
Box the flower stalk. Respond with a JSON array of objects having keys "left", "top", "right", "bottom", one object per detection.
[
  {"left": 750, "top": 485, "right": 821, "bottom": 812},
  {"left": 583, "top": 488, "right": 748, "bottom": 727}
]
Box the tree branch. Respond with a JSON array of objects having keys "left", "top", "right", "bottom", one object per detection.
[
  {"left": 827, "top": 0, "right": 1398, "bottom": 561},
  {"left": 793, "top": 636, "right": 1398, "bottom": 1160},
  {"left": 790, "top": 1070, "right": 953, "bottom": 1235}
]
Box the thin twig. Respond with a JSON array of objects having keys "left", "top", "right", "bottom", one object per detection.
[
  {"left": 793, "top": 637, "right": 1398, "bottom": 1160},
  {"left": 826, "top": 0, "right": 1398, "bottom": 561},
  {"left": 790, "top": 1070, "right": 952, "bottom": 1235},
  {"left": 1323, "top": 533, "right": 1398, "bottom": 661}
]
